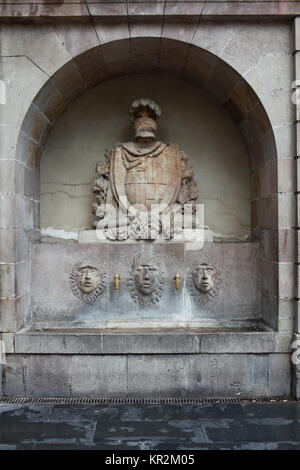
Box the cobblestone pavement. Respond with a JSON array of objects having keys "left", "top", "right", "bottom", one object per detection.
[{"left": 0, "top": 402, "right": 300, "bottom": 450}]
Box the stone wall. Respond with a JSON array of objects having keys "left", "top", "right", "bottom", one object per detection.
[
  {"left": 0, "top": 353, "right": 291, "bottom": 398},
  {"left": 0, "top": 3, "right": 298, "bottom": 397},
  {"left": 30, "top": 241, "right": 260, "bottom": 326}
]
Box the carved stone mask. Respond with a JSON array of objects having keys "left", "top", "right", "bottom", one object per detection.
[
  {"left": 187, "top": 260, "right": 221, "bottom": 304},
  {"left": 128, "top": 254, "right": 166, "bottom": 308},
  {"left": 70, "top": 263, "right": 106, "bottom": 304},
  {"left": 193, "top": 263, "right": 216, "bottom": 293},
  {"left": 134, "top": 262, "right": 159, "bottom": 295},
  {"left": 78, "top": 266, "right": 101, "bottom": 294}
]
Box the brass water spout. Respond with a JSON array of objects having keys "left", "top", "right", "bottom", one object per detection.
[
  {"left": 174, "top": 273, "right": 181, "bottom": 290},
  {"left": 114, "top": 273, "right": 121, "bottom": 291}
]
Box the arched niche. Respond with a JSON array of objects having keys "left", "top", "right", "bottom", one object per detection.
[{"left": 15, "top": 37, "right": 279, "bottom": 329}]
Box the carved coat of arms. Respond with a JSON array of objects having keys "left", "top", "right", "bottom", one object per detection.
[{"left": 92, "top": 98, "right": 198, "bottom": 240}]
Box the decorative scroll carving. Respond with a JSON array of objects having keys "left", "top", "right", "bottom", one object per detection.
[
  {"left": 70, "top": 263, "right": 106, "bottom": 304},
  {"left": 127, "top": 254, "right": 166, "bottom": 308}
]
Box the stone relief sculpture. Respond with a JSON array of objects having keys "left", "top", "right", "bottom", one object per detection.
[
  {"left": 70, "top": 263, "right": 106, "bottom": 305},
  {"left": 127, "top": 254, "right": 166, "bottom": 308},
  {"left": 187, "top": 261, "right": 221, "bottom": 304},
  {"left": 92, "top": 98, "right": 198, "bottom": 240}
]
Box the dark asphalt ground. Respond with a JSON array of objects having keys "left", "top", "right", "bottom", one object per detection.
[{"left": 0, "top": 401, "right": 300, "bottom": 450}]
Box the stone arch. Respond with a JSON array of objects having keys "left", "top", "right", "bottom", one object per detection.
[
  {"left": 15, "top": 37, "right": 281, "bottom": 330},
  {"left": 16, "top": 37, "right": 275, "bottom": 174}
]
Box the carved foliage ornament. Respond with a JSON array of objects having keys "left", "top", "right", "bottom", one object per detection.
[
  {"left": 127, "top": 254, "right": 166, "bottom": 308},
  {"left": 187, "top": 260, "right": 222, "bottom": 304},
  {"left": 70, "top": 263, "right": 106, "bottom": 304}
]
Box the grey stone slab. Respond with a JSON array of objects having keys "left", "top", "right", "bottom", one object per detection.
[
  {"left": 0, "top": 160, "right": 15, "bottom": 195},
  {"left": 70, "top": 355, "right": 127, "bottom": 397},
  {"left": 1, "top": 333, "right": 15, "bottom": 353},
  {"left": 25, "top": 355, "right": 72, "bottom": 397},
  {"left": 185, "top": 243, "right": 261, "bottom": 322},
  {"left": 0, "top": 262, "right": 15, "bottom": 298},
  {"left": 126, "top": 353, "right": 291, "bottom": 397},
  {"left": 107, "top": 242, "right": 185, "bottom": 327},
  {"left": 15, "top": 330, "right": 275, "bottom": 354},
  {"left": 31, "top": 242, "right": 109, "bottom": 322},
  {"left": 0, "top": 352, "right": 292, "bottom": 398},
  {"left": 0, "top": 294, "right": 30, "bottom": 332},
  {"left": 1, "top": 355, "right": 26, "bottom": 397},
  {"left": 262, "top": 291, "right": 278, "bottom": 331}
]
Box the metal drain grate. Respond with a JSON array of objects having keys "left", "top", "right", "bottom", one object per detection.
[{"left": 0, "top": 396, "right": 294, "bottom": 405}]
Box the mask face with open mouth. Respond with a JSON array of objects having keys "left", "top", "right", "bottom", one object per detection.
[
  {"left": 78, "top": 266, "right": 101, "bottom": 294},
  {"left": 192, "top": 263, "right": 216, "bottom": 293}
]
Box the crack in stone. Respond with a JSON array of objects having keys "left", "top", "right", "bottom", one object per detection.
[{"left": 0, "top": 54, "right": 50, "bottom": 78}]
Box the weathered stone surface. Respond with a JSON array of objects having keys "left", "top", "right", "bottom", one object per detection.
[
  {"left": 30, "top": 241, "right": 261, "bottom": 326},
  {"left": 1, "top": 333, "right": 15, "bottom": 354},
  {"left": 251, "top": 196, "right": 277, "bottom": 230},
  {"left": 128, "top": 2, "right": 164, "bottom": 16},
  {"left": 31, "top": 242, "right": 109, "bottom": 322},
  {"left": 0, "top": 3, "right": 89, "bottom": 19},
  {"left": 25, "top": 355, "right": 72, "bottom": 397},
  {"left": 21, "top": 106, "right": 50, "bottom": 146},
  {"left": 0, "top": 125, "right": 19, "bottom": 161},
  {"left": 0, "top": 229, "right": 30, "bottom": 264},
  {"left": 70, "top": 356, "right": 127, "bottom": 397},
  {"left": 231, "top": 81, "right": 260, "bottom": 115},
  {"left": 16, "top": 132, "right": 43, "bottom": 170},
  {"left": 0, "top": 24, "right": 72, "bottom": 76},
  {"left": 278, "top": 193, "right": 295, "bottom": 229},
  {"left": 0, "top": 352, "right": 292, "bottom": 398},
  {"left": 162, "top": 17, "right": 199, "bottom": 43},
  {"left": 50, "top": 61, "right": 84, "bottom": 102},
  {"left": 202, "top": 1, "right": 300, "bottom": 17},
  {"left": 261, "top": 260, "right": 277, "bottom": 297},
  {"left": 0, "top": 57, "right": 47, "bottom": 130},
  {"left": 54, "top": 22, "right": 99, "bottom": 57},
  {"left": 294, "top": 17, "right": 300, "bottom": 52},
  {"left": 0, "top": 160, "right": 15, "bottom": 195},
  {"left": 271, "top": 124, "right": 293, "bottom": 160},
  {"left": 206, "top": 62, "right": 240, "bottom": 102},
  {"left": 94, "top": 18, "right": 130, "bottom": 43},
  {"left": 33, "top": 81, "right": 66, "bottom": 126},
  {"left": 129, "top": 18, "right": 162, "bottom": 38},
  {"left": 185, "top": 243, "right": 261, "bottom": 322},
  {"left": 192, "top": 21, "right": 235, "bottom": 56},
  {"left": 1, "top": 356, "right": 26, "bottom": 397},
  {"left": 131, "top": 37, "right": 161, "bottom": 71},
  {"left": 277, "top": 159, "right": 295, "bottom": 193},
  {"left": 262, "top": 290, "right": 278, "bottom": 331},
  {"left": 0, "top": 294, "right": 30, "bottom": 332},
  {"left": 278, "top": 262, "right": 295, "bottom": 299},
  {"left": 262, "top": 228, "right": 295, "bottom": 263},
  {"left": 0, "top": 17, "right": 295, "bottom": 400},
  {"left": 127, "top": 353, "right": 290, "bottom": 397},
  {"left": 15, "top": 329, "right": 276, "bottom": 355},
  {"left": 184, "top": 47, "right": 217, "bottom": 86},
  {"left": 88, "top": 2, "right": 127, "bottom": 17},
  {"left": 74, "top": 47, "right": 108, "bottom": 89}
]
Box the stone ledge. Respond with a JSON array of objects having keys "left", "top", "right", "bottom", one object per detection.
[
  {"left": 0, "top": 2, "right": 300, "bottom": 20},
  {"left": 14, "top": 328, "right": 279, "bottom": 354}
]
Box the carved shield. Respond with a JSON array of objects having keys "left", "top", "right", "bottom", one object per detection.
[{"left": 110, "top": 143, "right": 182, "bottom": 213}]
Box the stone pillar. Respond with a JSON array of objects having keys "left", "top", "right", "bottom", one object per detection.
[
  {"left": 293, "top": 17, "right": 300, "bottom": 399},
  {"left": 0, "top": 56, "right": 47, "bottom": 332}
]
